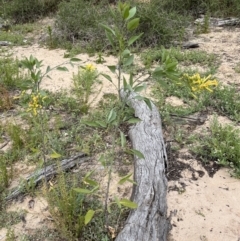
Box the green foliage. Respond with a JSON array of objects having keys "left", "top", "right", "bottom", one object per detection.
[
  {"left": 159, "top": 0, "right": 240, "bottom": 17},
  {"left": 141, "top": 47, "right": 218, "bottom": 69},
  {"left": 3, "top": 0, "right": 63, "bottom": 23},
  {"left": 0, "top": 53, "right": 25, "bottom": 90},
  {"left": 73, "top": 64, "right": 99, "bottom": 111},
  {"left": 135, "top": 1, "right": 190, "bottom": 47},
  {"left": 191, "top": 117, "right": 240, "bottom": 177},
  {"left": 44, "top": 171, "right": 102, "bottom": 240}
]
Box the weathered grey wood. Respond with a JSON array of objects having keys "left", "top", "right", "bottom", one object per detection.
[
  {"left": 6, "top": 153, "right": 89, "bottom": 201},
  {"left": 116, "top": 91, "right": 170, "bottom": 241}
]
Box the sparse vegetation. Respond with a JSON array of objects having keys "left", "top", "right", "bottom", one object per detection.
[{"left": 1, "top": 0, "right": 240, "bottom": 240}]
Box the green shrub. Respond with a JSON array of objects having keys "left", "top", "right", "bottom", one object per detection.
[
  {"left": 3, "top": 0, "right": 63, "bottom": 23},
  {"left": 160, "top": 0, "right": 240, "bottom": 17},
  {"left": 135, "top": 1, "right": 191, "bottom": 47},
  {"left": 191, "top": 117, "right": 240, "bottom": 177}
]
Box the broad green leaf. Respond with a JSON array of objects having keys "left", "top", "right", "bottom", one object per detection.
[
  {"left": 74, "top": 188, "right": 92, "bottom": 194},
  {"left": 85, "top": 210, "right": 95, "bottom": 225},
  {"left": 118, "top": 173, "right": 132, "bottom": 185},
  {"left": 122, "top": 6, "right": 130, "bottom": 20},
  {"left": 127, "top": 18, "right": 140, "bottom": 31},
  {"left": 70, "top": 57, "right": 81, "bottom": 62},
  {"left": 134, "top": 95, "right": 144, "bottom": 101},
  {"left": 56, "top": 66, "right": 68, "bottom": 72},
  {"left": 81, "top": 121, "right": 99, "bottom": 127},
  {"left": 127, "top": 118, "right": 141, "bottom": 124},
  {"left": 95, "top": 120, "right": 107, "bottom": 128},
  {"left": 84, "top": 178, "right": 98, "bottom": 187},
  {"left": 123, "top": 55, "right": 134, "bottom": 66},
  {"left": 107, "top": 65, "right": 116, "bottom": 73},
  {"left": 134, "top": 85, "right": 145, "bottom": 93},
  {"left": 119, "top": 199, "right": 138, "bottom": 209},
  {"left": 120, "top": 131, "right": 126, "bottom": 148},
  {"left": 144, "top": 97, "right": 152, "bottom": 110},
  {"left": 122, "top": 49, "right": 131, "bottom": 58},
  {"left": 128, "top": 33, "right": 143, "bottom": 46},
  {"left": 126, "top": 7, "right": 137, "bottom": 21},
  {"left": 107, "top": 109, "right": 117, "bottom": 123},
  {"left": 99, "top": 23, "right": 115, "bottom": 36},
  {"left": 50, "top": 151, "right": 61, "bottom": 159},
  {"left": 101, "top": 73, "right": 113, "bottom": 83}
]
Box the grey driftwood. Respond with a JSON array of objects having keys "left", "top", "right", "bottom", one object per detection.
[
  {"left": 116, "top": 90, "right": 170, "bottom": 241},
  {"left": 6, "top": 153, "right": 89, "bottom": 201}
]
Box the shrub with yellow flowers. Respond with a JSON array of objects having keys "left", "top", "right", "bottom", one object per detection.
[
  {"left": 27, "top": 93, "right": 47, "bottom": 116},
  {"left": 181, "top": 73, "right": 218, "bottom": 98}
]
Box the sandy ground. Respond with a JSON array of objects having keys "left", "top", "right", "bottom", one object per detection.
[{"left": 1, "top": 23, "right": 240, "bottom": 240}]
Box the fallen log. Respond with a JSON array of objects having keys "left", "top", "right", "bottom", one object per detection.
[
  {"left": 116, "top": 91, "right": 170, "bottom": 241},
  {"left": 6, "top": 153, "right": 90, "bottom": 201}
]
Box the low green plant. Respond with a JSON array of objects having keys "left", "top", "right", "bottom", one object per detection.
[
  {"left": 0, "top": 53, "right": 25, "bottom": 90},
  {"left": 44, "top": 170, "right": 101, "bottom": 240},
  {"left": 6, "top": 228, "right": 16, "bottom": 241},
  {"left": 191, "top": 117, "right": 240, "bottom": 177},
  {"left": 73, "top": 63, "right": 99, "bottom": 112}
]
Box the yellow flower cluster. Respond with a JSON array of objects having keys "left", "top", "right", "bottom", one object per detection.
[
  {"left": 85, "top": 63, "right": 96, "bottom": 72},
  {"left": 27, "top": 93, "right": 46, "bottom": 116},
  {"left": 183, "top": 73, "right": 218, "bottom": 93}
]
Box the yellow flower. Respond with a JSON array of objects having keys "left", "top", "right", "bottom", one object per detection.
[
  {"left": 183, "top": 73, "right": 218, "bottom": 93},
  {"left": 85, "top": 63, "right": 96, "bottom": 72},
  {"left": 27, "top": 93, "right": 45, "bottom": 116}
]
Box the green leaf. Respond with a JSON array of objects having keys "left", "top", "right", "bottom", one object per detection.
[
  {"left": 122, "top": 6, "right": 130, "bottom": 20},
  {"left": 73, "top": 188, "right": 92, "bottom": 194},
  {"left": 128, "top": 33, "right": 143, "bottom": 46},
  {"left": 119, "top": 199, "right": 138, "bottom": 209},
  {"left": 85, "top": 210, "right": 95, "bottom": 225},
  {"left": 56, "top": 66, "right": 68, "bottom": 72},
  {"left": 114, "top": 196, "right": 121, "bottom": 208},
  {"left": 99, "top": 23, "right": 115, "bottom": 36},
  {"left": 123, "top": 76, "right": 128, "bottom": 90},
  {"left": 126, "top": 7, "right": 137, "bottom": 21},
  {"left": 70, "top": 57, "right": 81, "bottom": 62},
  {"left": 123, "top": 55, "right": 134, "bottom": 66},
  {"left": 46, "top": 66, "right": 51, "bottom": 73},
  {"left": 127, "top": 118, "right": 141, "bottom": 124},
  {"left": 107, "top": 109, "right": 117, "bottom": 123},
  {"left": 134, "top": 85, "right": 145, "bottom": 93},
  {"left": 126, "top": 149, "right": 145, "bottom": 159},
  {"left": 81, "top": 121, "right": 99, "bottom": 127},
  {"left": 84, "top": 178, "right": 99, "bottom": 187},
  {"left": 118, "top": 173, "right": 132, "bottom": 185},
  {"left": 122, "top": 49, "right": 131, "bottom": 58},
  {"left": 98, "top": 154, "right": 106, "bottom": 167},
  {"left": 107, "top": 65, "right": 116, "bottom": 73},
  {"left": 95, "top": 121, "right": 107, "bottom": 128},
  {"left": 144, "top": 97, "right": 152, "bottom": 110},
  {"left": 101, "top": 73, "right": 113, "bottom": 83},
  {"left": 127, "top": 18, "right": 140, "bottom": 31},
  {"left": 120, "top": 131, "right": 126, "bottom": 148},
  {"left": 50, "top": 151, "right": 61, "bottom": 159}
]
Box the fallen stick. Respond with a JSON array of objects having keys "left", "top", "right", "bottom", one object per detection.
[{"left": 6, "top": 153, "right": 90, "bottom": 201}]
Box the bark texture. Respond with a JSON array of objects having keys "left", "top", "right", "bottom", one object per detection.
[{"left": 116, "top": 91, "right": 169, "bottom": 241}]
